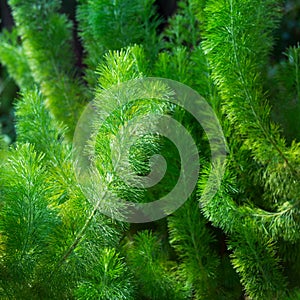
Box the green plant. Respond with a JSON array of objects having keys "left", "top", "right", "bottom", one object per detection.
[{"left": 0, "top": 0, "right": 300, "bottom": 299}]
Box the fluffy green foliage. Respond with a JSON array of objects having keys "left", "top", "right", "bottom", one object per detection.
[
  {"left": 0, "top": 29, "right": 33, "bottom": 89},
  {"left": 270, "top": 45, "right": 300, "bottom": 142},
  {"left": 75, "top": 248, "right": 135, "bottom": 300},
  {"left": 0, "top": 144, "right": 57, "bottom": 298},
  {"left": 0, "top": 90, "right": 127, "bottom": 299},
  {"left": 7, "top": 0, "right": 87, "bottom": 137},
  {"left": 126, "top": 230, "right": 188, "bottom": 300},
  {"left": 199, "top": 0, "right": 300, "bottom": 297},
  {"left": 77, "top": 0, "right": 162, "bottom": 86},
  {"left": 202, "top": 0, "right": 300, "bottom": 235},
  {"left": 0, "top": 0, "right": 299, "bottom": 299},
  {"left": 202, "top": 0, "right": 300, "bottom": 206},
  {"left": 169, "top": 197, "right": 227, "bottom": 299},
  {"left": 229, "top": 227, "right": 287, "bottom": 299}
]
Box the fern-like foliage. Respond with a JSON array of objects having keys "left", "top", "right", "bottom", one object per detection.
[
  {"left": 202, "top": 0, "right": 300, "bottom": 212},
  {"left": 169, "top": 196, "right": 235, "bottom": 299},
  {"left": 198, "top": 0, "right": 300, "bottom": 297},
  {"left": 7, "top": 0, "right": 87, "bottom": 136},
  {"left": 0, "top": 88, "right": 129, "bottom": 299},
  {"left": 125, "top": 230, "right": 189, "bottom": 300},
  {"left": 77, "top": 0, "right": 162, "bottom": 86},
  {"left": 0, "top": 29, "right": 33, "bottom": 89},
  {"left": 0, "top": 0, "right": 300, "bottom": 299},
  {"left": 0, "top": 143, "right": 60, "bottom": 298},
  {"left": 74, "top": 248, "right": 135, "bottom": 300},
  {"left": 269, "top": 45, "right": 300, "bottom": 142}
]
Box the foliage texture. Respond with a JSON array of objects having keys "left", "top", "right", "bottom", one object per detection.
[{"left": 0, "top": 0, "right": 299, "bottom": 299}]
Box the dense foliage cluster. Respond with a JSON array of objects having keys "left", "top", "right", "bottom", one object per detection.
[{"left": 0, "top": 0, "right": 300, "bottom": 299}]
